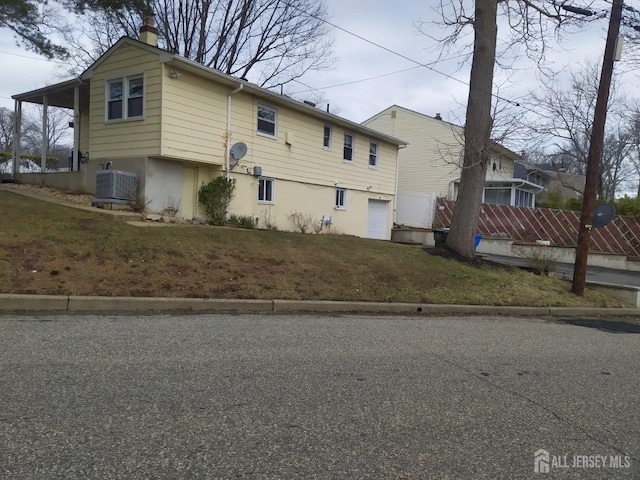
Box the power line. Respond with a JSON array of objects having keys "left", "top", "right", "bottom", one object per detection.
[
  {"left": 288, "top": 65, "right": 424, "bottom": 96},
  {"left": 0, "top": 49, "right": 63, "bottom": 64},
  {"left": 286, "top": 50, "right": 478, "bottom": 96},
  {"left": 279, "top": 0, "right": 532, "bottom": 111}
]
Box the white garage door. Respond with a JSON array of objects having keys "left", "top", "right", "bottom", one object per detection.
[{"left": 367, "top": 200, "right": 389, "bottom": 239}]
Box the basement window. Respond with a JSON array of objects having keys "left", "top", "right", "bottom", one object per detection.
[{"left": 258, "top": 177, "right": 274, "bottom": 203}]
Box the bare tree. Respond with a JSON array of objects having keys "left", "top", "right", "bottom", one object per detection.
[
  {"left": 600, "top": 129, "right": 634, "bottom": 199},
  {"left": 428, "top": 0, "right": 592, "bottom": 257},
  {"left": 0, "top": 107, "right": 14, "bottom": 152},
  {"left": 621, "top": 105, "right": 640, "bottom": 196},
  {"left": 62, "top": 0, "right": 335, "bottom": 87},
  {"left": 525, "top": 61, "right": 634, "bottom": 199},
  {"left": 21, "top": 106, "right": 73, "bottom": 159}
]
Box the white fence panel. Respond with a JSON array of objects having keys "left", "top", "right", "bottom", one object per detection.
[{"left": 396, "top": 192, "right": 437, "bottom": 229}]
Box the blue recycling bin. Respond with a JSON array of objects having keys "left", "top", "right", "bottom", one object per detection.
[{"left": 474, "top": 233, "right": 482, "bottom": 251}]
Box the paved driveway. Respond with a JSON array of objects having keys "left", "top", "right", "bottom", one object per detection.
[
  {"left": 1, "top": 314, "right": 638, "bottom": 478},
  {"left": 484, "top": 253, "right": 640, "bottom": 287}
]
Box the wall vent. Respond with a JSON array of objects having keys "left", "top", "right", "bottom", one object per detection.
[{"left": 94, "top": 170, "right": 138, "bottom": 203}]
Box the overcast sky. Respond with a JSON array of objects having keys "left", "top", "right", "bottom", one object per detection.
[{"left": 0, "top": 0, "right": 633, "bottom": 129}]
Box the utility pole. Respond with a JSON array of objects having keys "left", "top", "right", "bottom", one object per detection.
[{"left": 572, "top": 0, "right": 624, "bottom": 295}]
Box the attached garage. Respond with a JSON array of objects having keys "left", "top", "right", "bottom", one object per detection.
[{"left": 367, "top": 199, "right": 389, "bottom": 239}]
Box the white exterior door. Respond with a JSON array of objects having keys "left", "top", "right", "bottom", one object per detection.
[{"left": 367, "top": 199, "right": 389, "bottom": 239}]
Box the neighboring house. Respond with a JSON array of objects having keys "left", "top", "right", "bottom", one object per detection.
[
  {"left": 10, "top": 24, "right": 405, "bottom": 240},
  {"left": 362, "top": 105, "right": 548, "bottom": 228},
  {"left": 544, "top": 171, "right": 585, "bottom": 201},
  {"left": 537, "top": 168, "right": 585, "bottom": 202}
]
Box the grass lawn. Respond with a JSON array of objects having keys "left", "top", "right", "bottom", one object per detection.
[{"left": 0, "top": 189, "right": 626, "bottom": 307}]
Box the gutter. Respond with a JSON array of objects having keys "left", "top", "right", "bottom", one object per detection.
[{"left": 226, "top": 83, "right": 244, "bottom": 181}]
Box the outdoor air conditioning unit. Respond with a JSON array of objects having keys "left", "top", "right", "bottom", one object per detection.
[{"left": 94, "top": 170, "right": 138, "bottom": 203}]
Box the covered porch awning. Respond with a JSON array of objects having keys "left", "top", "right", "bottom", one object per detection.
[
  {"left": 13, "top": 78, "right": 90, "bottom": 109},
  {"left": 11, "top": 79, "right": 90, "bottom": 176},
  {"left": 482, "top": 178, "right": 547, "bottom": 191}
]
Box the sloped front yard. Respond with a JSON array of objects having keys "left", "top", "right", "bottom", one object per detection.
[{"left": 0, "top": 189, "right": 626, "bottom": 307}]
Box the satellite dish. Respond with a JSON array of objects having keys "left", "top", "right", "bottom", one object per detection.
[
  {"left": 230, "top": 142, "right": 248, "bottom": 161},
  {"left": 592, "top": 203, "right": 615, "bottom": 228}
]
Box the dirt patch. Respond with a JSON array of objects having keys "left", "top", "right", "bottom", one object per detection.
[
  {"left": 3, "top": 183, "right": 94, "bottom": 206},
  {"left": 423, "top": 246, "right": 512, "bottom": 270}
]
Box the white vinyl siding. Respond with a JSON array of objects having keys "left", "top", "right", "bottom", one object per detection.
[{"left": 89, "top": 42, "right": 161, "bottom": 159}]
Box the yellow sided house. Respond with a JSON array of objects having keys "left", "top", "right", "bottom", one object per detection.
[
  {"left": 10, "top": 28, "right": 405, "bottom": 239},
  {"left": 362, "top": 105, "right": 549, "bottom": 229}
]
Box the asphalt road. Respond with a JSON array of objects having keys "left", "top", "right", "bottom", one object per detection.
[{"left": 1, "top": 314, "right": 638, "bottom": 479}]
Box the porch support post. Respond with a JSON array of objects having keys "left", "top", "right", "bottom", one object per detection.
[
  {"left": 72, "top": 86, "right": 80, "bottom": 171},
  {"left": 11, "top": 100, "right": 22, "bottom": 177},
  {"left": 41, "top": 95, "right": 48, "bottom": 172}
]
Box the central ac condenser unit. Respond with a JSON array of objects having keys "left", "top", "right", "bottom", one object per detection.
[{"left": 94, "top": 170, "right": 138, "bottom": 203}]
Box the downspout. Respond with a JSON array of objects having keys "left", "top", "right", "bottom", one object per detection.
[{"left": 226, "top": 83, "right": 244, "bottom": 180}]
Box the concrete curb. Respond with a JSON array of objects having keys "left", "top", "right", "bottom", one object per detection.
[
  {"left": 67, "top": 296, "right": 273, "bottom": 312},
  {"left": 0, "top": 294, "right": 69, "bottom": 311},
  {"left": 0, "top": 294, "right": 639, "bottom": 316}
]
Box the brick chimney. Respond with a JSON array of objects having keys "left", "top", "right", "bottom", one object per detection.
[{"left": 139, "top": 17, "right": 158, "bottom": 47}]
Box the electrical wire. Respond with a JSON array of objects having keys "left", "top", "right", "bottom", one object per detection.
[
  {"left": 277, "top": 0, "right": 537, "bottom": 111},
  {"left": 286, "top": 50, "right": 478, "bottom": 96},
  {"left": 278, "top": 0, "right": 640, "bottom": 117},
  {"left": 0, "top": 49, "right": 63, "bottom": 63}
]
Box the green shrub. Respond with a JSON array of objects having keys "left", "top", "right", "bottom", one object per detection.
[
  {"left": 227, "top": 214, "right": 256, "bottom": 229},
  {"left": 564, "top": 197, "right": 582, "bottom": 211},
  {"left": 198, "top": 176, "right": 235, "bottom": 226},
  {"left": 613, "top": 195, "right": 640, "bottom": 217},
  {"left": 536, "top": 190, "right": 566, "bottom": 209}
]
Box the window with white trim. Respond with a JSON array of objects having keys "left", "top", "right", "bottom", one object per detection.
[
  {"left": 515, "top": 189, "right": 534, "bottom": 208},
  {"left": 323, "top": 125, "right": 332, "bottom": 149},
  {"left": 106, "top": 75, "right": 144, "bottom": 121},
  {"left": 335, "top": 188, "right": 346, "bottom": 209},
  {"left": 369, "top": 140, "right": 378, "bottom": 168},
  {"left": 483, "top": 188, "right": 511, "bottom": 206},
  {"left": 258, "top": 177, "right": 274, "bottom": 203},
  {"left": 343, "top": 133, "right": 354, "bottom": 162},
  {"left": 257, "top": 105, "right": 277, "bottom": 137}
]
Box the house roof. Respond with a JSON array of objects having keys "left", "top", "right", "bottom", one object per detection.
[
  {"left": 14, "top": 37, "right": 407, "bottom": 147},
  {"left": 364, "top": 104, "right": 519, "bottom": 159},
  {"left": 514, "top": 159, "right": 553, "bottom": 178}
]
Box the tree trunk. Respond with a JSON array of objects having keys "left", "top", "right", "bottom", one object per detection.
[{"left": 446, "top": 0, "right": 498, "bottom": 258}]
